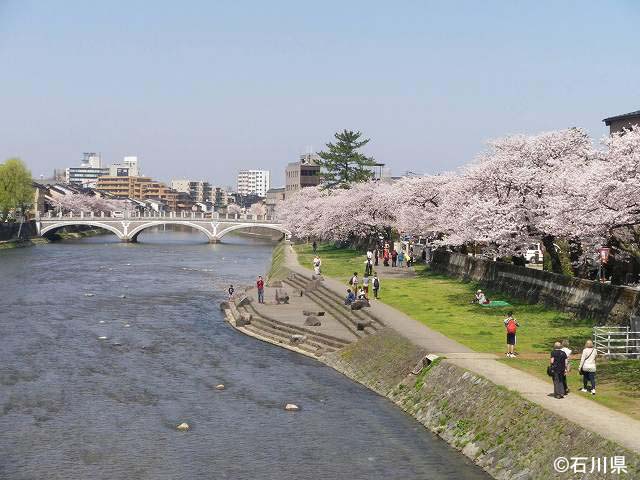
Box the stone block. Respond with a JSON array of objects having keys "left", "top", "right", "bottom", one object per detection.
[
  {"left": 356, "top": 319, "right": 371, "bottom": 331},
  {"left": 350, "top": 299, "right": 370, "bottom": 310},
  {"left": 304, "top": 316, "right": 322, "bottom": 326},
  {"left": 236, "top": 312, "right": 252, "bottom": 327},
  {"left": 275, "top": 288, "right": 290, "bottom": 304},
  {"left": 290, "top": 334, "right": 306, "bottom": 344},
  {"left": 236, "top": 295, "right": 251, "bottom": 307},
  {"left": 219, "top": 301, "right": 230, "bottom": 311},
  {"left": 302, "top": 310, "right": 325, "bottom": 317}
]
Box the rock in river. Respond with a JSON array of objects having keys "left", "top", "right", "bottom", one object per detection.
[
  {"left": 176, "top": 422, "right": 190, "bottom": 431},
  {"left": 215, "top": 384, "right": 225, "bottom": 390},
  {"left": 284, "top": 403, "right": 300, "bottom": 411}
]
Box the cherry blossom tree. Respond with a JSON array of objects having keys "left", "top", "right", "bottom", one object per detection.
[{"left": 51, "top": 193, "right": 126, "bottom": 214}]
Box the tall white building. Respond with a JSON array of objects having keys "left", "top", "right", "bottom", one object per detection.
[
  {"left": 65, "top": 152, "right": 109, "bottom": 186},
  {"left": 109, "top": 156, "right": 140, "bottom": 177},
  {"left": 237, "top": 170, "right": 270, "bottom": 197}
]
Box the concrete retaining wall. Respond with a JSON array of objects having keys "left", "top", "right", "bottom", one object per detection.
[
  {"left": 324, "top": 329, "right": 639, "bottom": 480},
  {"left": 431, "top": 251, "right": 640, "bottom": 326},
  {"left": 0, "top": 221, "right": 37, "bottom": 241}
]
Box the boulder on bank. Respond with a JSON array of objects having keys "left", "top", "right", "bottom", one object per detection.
[
  {"left": 290, "top": 334, "right": 306, "bottom": 344},
  {"left": 236, "top": 312, "right": 252, "bottom": 327},
  {"left": 275, "top": 289, "right": 290, "bottom": 304},
  {"left": 302, "top": 310, "right": 325, "bottom": 317},
  {"left": 350, "top": 299, "right": 370, "bottom": 310},
  {"left": 356, "top": 319, "right": 371, "bottom": 331},
  {"left": 219, "top": 301, "right": 230, "bottom": 311},
  {"left": 304, "top": 315, "right": 322, "bottom": 326}
]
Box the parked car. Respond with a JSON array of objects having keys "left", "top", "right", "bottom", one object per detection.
[{"left": 111, "top": 211, "right": 125, "bottom": 218}]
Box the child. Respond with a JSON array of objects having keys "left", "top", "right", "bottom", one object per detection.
[{"left": 228, "top": 285, "right": 235, "bottom": 300}]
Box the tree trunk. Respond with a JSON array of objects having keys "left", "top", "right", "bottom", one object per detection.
[{"left": 542, "top": 235, "right": 563, "bottom": 274}]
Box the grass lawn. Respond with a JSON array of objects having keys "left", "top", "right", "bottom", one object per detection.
[{"left": 294, "top": 242, "right": 640, "bottom": 420}]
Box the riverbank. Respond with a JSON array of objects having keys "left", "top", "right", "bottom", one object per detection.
[
  {"left": 296, "top": 243, "right": 640, "bottom": 421},
  {"left": 0, "top": 227, "right": 107, "bottom": 249},
  {"left": 223, "top": 241, "right": 640, "bottom": 479}
]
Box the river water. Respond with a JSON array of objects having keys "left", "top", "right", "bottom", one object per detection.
[{"left": 0, "top": 230, "right": 489, "bottom": 480}]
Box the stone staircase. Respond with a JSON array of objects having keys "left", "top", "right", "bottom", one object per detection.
[{"left": 282, "top": 271, "right": 385, "bottom": 338}]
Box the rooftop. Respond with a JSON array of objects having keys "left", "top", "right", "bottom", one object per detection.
[{"left": 603, "top": 110, "right": 640, "bottom": 126}]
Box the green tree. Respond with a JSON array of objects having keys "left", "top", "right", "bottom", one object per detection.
[
  {"left": 317, "top": 130, "right": 377, "bottom": 189},
  {"left": 0, "top": 158, "right": 34, "bottom": 222}
]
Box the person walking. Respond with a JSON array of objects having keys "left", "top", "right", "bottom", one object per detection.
[
  {"left": 313, "top": 256, "right": 322, "bottom": 275},
  {"left": 374, "top": 248, "right": 379, "bottom": 266},
  {"left": 560, "top": 339, "right": 572, "bottom": 394},
  {"left": 383, "top": 249, "right": 390, "bottom": 267},
  {"left": 550, "top": 342, "right": 568, "bottom": 398},
  {"left": 228, "top": 284, "right": 235, "bottom": 300},
  {"left": 364, "top": 258, "right": 373, "bottom": 277},
  {"left": 312, "top": 240, "right": 318, "bottom": 254},
  {"left": 397, "top": 250, "right": 405, "bottom": 268},
  {"left": 503, "top": 311, "right": 519, "bottom": 357},
  {"left": 349, "top": 272, "right": 359, "bottom": 292},
  {"left": 391, "top": 249, "right": 398, "bottom": 267},
  {"left": 372, "top": 274, "right": 380, "bottom": 299},
  {"left": 256, "top": 276, "right": 265, "bottom": 304},
  {"left": 579, "top": 339, "right": 597, "bottom": 395}
]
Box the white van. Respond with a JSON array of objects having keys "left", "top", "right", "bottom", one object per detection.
[
  {"left": 111, "top": 211, "right": 125, "bottom": 218},
  {"left": 525, "top": 244, "right": 543, "bottom": 263}
]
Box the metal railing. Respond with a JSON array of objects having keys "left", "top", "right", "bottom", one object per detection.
[
  {"left": 593, "top": 326, "right": 640, "bottom": 358},
  {"left": 40, "top": 211, "right": 278, "bottom": 222}
]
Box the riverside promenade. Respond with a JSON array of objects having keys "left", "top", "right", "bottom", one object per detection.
[{"left": 277, "top": 243, "right": 640, "bottom": 454}]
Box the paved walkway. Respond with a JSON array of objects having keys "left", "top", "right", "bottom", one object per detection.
[{"left": 286, "top": 243, "right": 640, "bottom": 453}]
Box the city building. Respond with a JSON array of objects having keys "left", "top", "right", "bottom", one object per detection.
[
  {"left": 65, "top": 152, "right": 109, "bottom": 187},
  {"left": 170, "top": 179, "right": 213, "bottom": 203},
  {"left": 237, "top": 169, "right": 270, "bottom": 197},
  {"left": 95, "top": 175, "right": 189, "bottom": 211},
  {"left": 109, "top": 156, "right": 140, "bottom": 177},
  {"left": 603, "top": 110, "right": 640, "bottom": 134},
  {"left": 265, "top": 187, "right": 285, "bottom": 216},
  {"left": 285, "top": 153, "right": 321, "bottom": 199},
  {"left": 213, "top": 187, "right": 229, "bottom": 211}
]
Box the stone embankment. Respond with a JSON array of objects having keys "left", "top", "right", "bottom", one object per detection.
[
  {"left": 222, "top": 246, "right": 640, "bottom": 479},
  {"left": 432, "top": 251, "right": 640, "bottom": 329}
]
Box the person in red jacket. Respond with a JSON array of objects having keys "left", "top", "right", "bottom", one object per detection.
[{"left": 256, "top": 276, "right": 265, "bottom": 304}]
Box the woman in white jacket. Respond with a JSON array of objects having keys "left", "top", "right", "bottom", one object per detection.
[{"left": 579, "top": 339, "right": 597, "bottom": 395}]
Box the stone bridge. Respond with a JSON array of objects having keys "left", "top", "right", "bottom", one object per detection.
[{"left": 36, "top": 211, "right": 290, "bottom": 243}]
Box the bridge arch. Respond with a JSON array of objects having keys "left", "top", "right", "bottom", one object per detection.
[
  {"left": 127, "top": 221, "right": 215, "bottom": 242},
  {"left": 40, "top": 221, "right": 126, "bottom": 240},
  {"left": 215, "top": 223, "right": 290, "bottom": 241}
]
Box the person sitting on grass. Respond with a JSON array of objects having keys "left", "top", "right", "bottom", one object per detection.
[
  {"left": 344, "top": 289, "right": 356, "bottom": 305},
  {"left": 475, "top": 289, "right": 490, "bottom": 304},
  {"left": 503, "top": 311, "right": 520, "bottom": 358}
]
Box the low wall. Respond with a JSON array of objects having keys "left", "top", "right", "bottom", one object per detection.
[
  {"left": 0, "top": 221, "right": 37, "bottom": 241},
  {"left": 431, "top": 251, "right": 640, "bottom": 326},
  {"left": 324, "top": 329, "right": 639, "bottom": 480}
]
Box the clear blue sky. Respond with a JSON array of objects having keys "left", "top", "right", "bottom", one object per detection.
[{"left": 1, "top": 0, "right": 639, "bottom": 186}]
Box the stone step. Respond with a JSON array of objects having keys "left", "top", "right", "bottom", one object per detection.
[
  {"left": 241, "top": 321, "right": 335, "bottom": 356},
  {"left": 283, "top": 278, "right": 374, "bottom": 336},
  {"left": 243, "top": 302, "right": 352, "bottom": 348},
  {"left": 286, "top": 271, "right": 386, "bottom": 329}
]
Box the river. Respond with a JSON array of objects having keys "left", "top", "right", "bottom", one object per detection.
[{"left": 0, "top": 230, "right": 489, "bottom": 480}]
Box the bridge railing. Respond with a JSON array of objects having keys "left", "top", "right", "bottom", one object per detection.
[{"left": 40, "top": 211, "right": 278, "bottom": 223}]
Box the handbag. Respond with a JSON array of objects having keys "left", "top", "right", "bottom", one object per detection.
[
  {"left": 546, "top": 365, "right": 553, "bottom": 377},
  {"left": 578, "top": 348, "right": 595, "bottom": 376}
]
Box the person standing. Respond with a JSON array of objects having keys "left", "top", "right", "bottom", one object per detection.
[
  {"left": 362, "top": 274, "right": 370, "bottom": 297},
  {"left": 312, "top": 240, "right": 318, "bottom": 254},
  {"left": 372, "top": 274, "right": 380, "bottom": 299},
  {"left": 503, "top": 312, "right": 520, "bottom": 357},
  {"left": 391, "top": 249, "right": 398, "bottom": 267},
  {"left": 313, "top": 256, "right": 322, "bottom": 275},
  {"left": 374, "top": 248, "right": 379, "bottom": 266},
  {"left": 550, "top": 342, "right": 568, "bottom": 398},
  {"left": 364, "top": 258, "right": 373, "bottom": 277},
  {"left": 349, "top": 272, "right": 359, "bottom": 292},
  {"left": 228, "top": 285, "right": 235, "bottom": 300},
  {"left": 397, "top": 250, "right": 405, "bottom": 268},
  {"left": 383, "top": 249, "right": 390, "bottom": 267},
  {"left": 560, "top": 339, "right": 572, "bottom": 394},
  {"left": 579, "top": 340, "right": 597, "bottom": 395},
  {"left": 256, "top": 276, "right": 265, "bottom": 304},
  {"left": 367, "top": 249, "right": 373, "bottom": 262}
]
